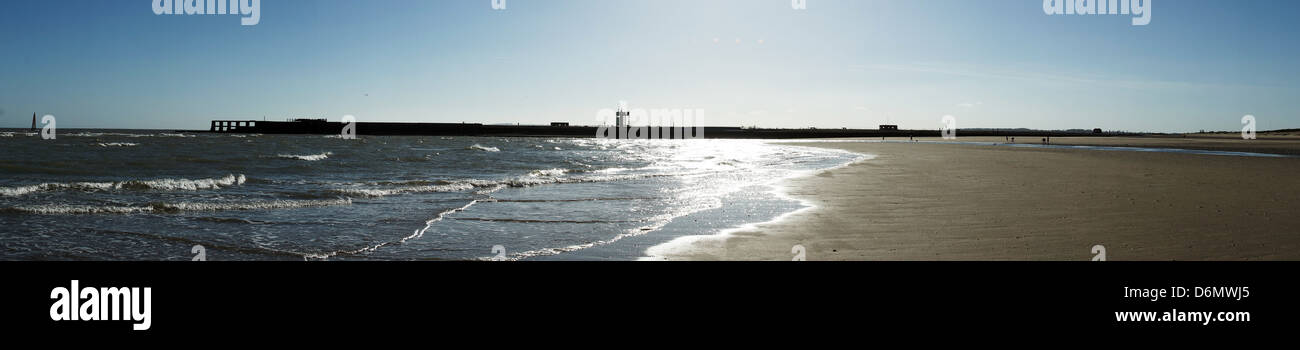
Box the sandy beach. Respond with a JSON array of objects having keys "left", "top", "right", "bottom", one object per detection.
[{"left": 647, "top": 137, "right": 1300, "bottom": 261}]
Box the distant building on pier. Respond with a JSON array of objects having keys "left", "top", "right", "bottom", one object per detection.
[{"left": 615, "top": 106, "right": 630, "bottom": 128}]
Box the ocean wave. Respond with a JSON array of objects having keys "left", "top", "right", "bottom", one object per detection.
[
  {"left": 277, "top": 152, "right": 333, "bottom": 161},
  {"left": 149, "top": 198, "right": 352, "bottom": 213},
  {"left": 330, "top": 172, "right": 674, "bottom": 199},
  {"left": 488, "top": 197, "right": 659, "bottom": 203},
  {"left": 330, "top": 182, "right": 475, "bottom": 197},
  {"left": 467, "top": 144, "right": 499, "bottom": 152},
  {"left": 362, "top": 180, "right": 442, "bottom": 186},
  {"left": 194, "top": 217, "right": 271, "bottom": 225},
  {"left": 96, "top": 142, "right": 139, "bottom": 147},
  {"left": 51, "top": 132, "right": 149, "bottom": 137},
  {"left": 459, "top": 173, "right": 669, "bottom": 188},
  {"left": 157, "top": 133, "right": 196, "bottom": 138},
  {"left": 0, "top": 174, "right": 246, "bottom": 197},
  {"left": 527, "top": 168, "right": 568, "bottom": 177},
  {"left": 2, "top": 198, "right": 351, "bottom": 215},
  {"left": 452, "top": 217, "right": 638, "bottom": 224},
  {"left": 473, "top": 184, "right": 508, "bottom": 195},
  {"left": 0, "top": 205, "right": 152, "bottom": 215}
]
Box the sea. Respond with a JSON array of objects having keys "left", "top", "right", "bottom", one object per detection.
[{"left": 0, "top": 129, "right": 864, "bottom": 261}]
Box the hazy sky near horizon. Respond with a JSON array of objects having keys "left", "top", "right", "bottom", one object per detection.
[{"left": 1, "top": 0, "right": 1297, "bottom": 132}]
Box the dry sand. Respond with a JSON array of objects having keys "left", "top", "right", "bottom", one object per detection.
[{"left": 647, "top": 137, "right": 1300, "bottom": 261}]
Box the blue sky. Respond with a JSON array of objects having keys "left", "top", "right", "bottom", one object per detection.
[{"left": 1, "top": 0, "right": 1296, "bottom": 132}]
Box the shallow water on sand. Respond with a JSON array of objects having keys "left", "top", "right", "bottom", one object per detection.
[{"left": 783, "top": 139, "right": 1295, "bottom": 158}]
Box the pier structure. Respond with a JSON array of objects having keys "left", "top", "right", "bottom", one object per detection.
[
  {"left": 211, "top": 120, "right": 258, "bottom": 132},
  {"left": 201, "top": 118, "right": 1118, "bottom": 139}
]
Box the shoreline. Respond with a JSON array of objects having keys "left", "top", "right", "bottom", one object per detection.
[
  {"left": 636, "top": 151, "right": 876, "bottom": 261},
  {"left": 645, "top": 137, "right": 1300, "bottom": 261}
]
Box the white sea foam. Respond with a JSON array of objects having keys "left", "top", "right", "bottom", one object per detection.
[
  {"left": 528, "top": 168, "right": 568, "bottom": 177},
  {"left": 331, "top": 183, "right": 475, "bottom": 197},
  {"left": 0, "top": 174, "right": 246, "bottom": 197},
  {"left": 489, "top": 197, "right": 725, "bottom": 261},
  {"left": 325, "top": 170, "right": 666, "bottom": 199},
  {"left": 468, "top": 144, "right": 499, "bottom": 152},
  {"left": 54, "top": 132, "right": 151, "bottom": 138},
  {"left": 277, "top": 152, "right": 332, "bottom": 161},
  {"left": 1, "top": 205, "right": 153, "bottom": 215},
  {"left": 641, "top": 152, "right": 875, "bottom": 261},
  {"left": 150, "top": 198, "right": 352, "bottom": 212},
  {"left": 97, "top": 142, "right": 139, "bottom": 147},
  {"left": 3, "top": 198, "right": 351, "bottom": 215}
]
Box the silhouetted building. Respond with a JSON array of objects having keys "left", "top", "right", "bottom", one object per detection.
[
  {"left": 615, "top": 107, "right": 630, "bottom": 128},
  {"left": 879, "top": 125, "right": 898, "bottom": 131},
  {"left": 551, "top": 122, "right": 570, "bottom": 127}
]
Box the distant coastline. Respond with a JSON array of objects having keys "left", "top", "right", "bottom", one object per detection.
[{"left": 193, "top": 118, "right": 1139, "bottom": 139}]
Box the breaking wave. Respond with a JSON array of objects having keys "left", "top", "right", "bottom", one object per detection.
[
  {"left": 2, "top": 198, "right": 351, "bottom": 215},
  {"left": 0, "top": 174, "right": 246, "bottom": 197},
  {"left": 327, "top": 171, "right": 673, "bottom": 198},
  {"left": 277, "top": 152, "right": 332, "bottom": 161},
  {"left": 527, "top": 168, "right": 568, "bottom": 177},
  {"left": 331, "top": 182, "right": 476, "bottom": 197}
]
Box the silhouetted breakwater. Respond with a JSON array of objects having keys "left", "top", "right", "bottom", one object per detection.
[{"left": 203, "top": 119, "right": 1110, "bottom": 139}]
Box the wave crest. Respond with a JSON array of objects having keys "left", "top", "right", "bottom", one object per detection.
[
  {"left": 277, "top": 152, "right": 332, "bottom": 161},
  {"left": 330, "top": 183, "right": 475, "bottom": 198},
  {"left": 0, "top": 174, "right": 246, "bottom": 197},
  {"left": 2, "top": 198, "right": 351, "bottom": 215}
]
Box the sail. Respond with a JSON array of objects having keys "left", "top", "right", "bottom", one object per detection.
[{"left": 31, "top": 113, "right": 37, "bottom": 130}]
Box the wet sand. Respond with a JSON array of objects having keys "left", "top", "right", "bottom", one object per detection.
[{"left": 646, "top": 137, "right": 1300, "bottom": 261}]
